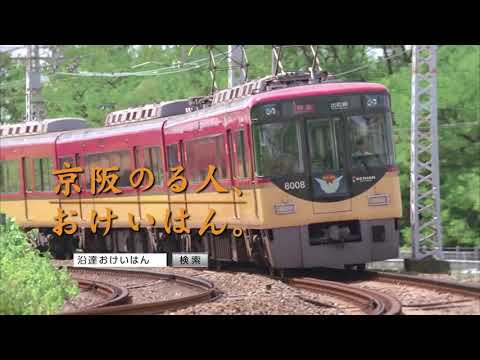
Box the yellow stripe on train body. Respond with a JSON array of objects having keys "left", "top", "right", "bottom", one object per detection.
[{"left": 5, "top": 173, "right": 401, "bottom": 231}]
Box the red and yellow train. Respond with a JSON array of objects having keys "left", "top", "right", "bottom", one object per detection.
[{"left": 0, "top": 72, "right": 402, "bottom": 270}]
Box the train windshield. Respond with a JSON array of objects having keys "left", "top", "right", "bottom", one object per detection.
[
  {"left": 251, "top": 93, "right": 394, "bottom": 178},
  {"left": 252, "top": 121, "right": 304, "bottom": 176},
  {"left": 307, "top": 117, "right": 345, "bottom": 174},
  {"left": 349, "top": 114, "right": 393, "bottom": 169}
]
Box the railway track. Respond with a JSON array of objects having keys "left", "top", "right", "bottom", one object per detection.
[
  {"left": 62, "top": 277, "right": 130, "bottom": 313},
  {"left": 300, "top": 268, "right": 480, "bottom": 314},
  {"left": 288, "top": 277, "right": 403, "bottom": 315},
  {"left": 55, "top": 261, "right": 479, "bottom": 315},
  {"left": 60, "top": 267, "right": 222, "bottom": 315},
  {"left": 363, "top": 270, "right": 480, "bottom": 298},
  {"left": 209, "top": 264, "right": 479, "bottom": 314},
  {"left": 356, "top": 271, "right": 480, "bottom": 313}
]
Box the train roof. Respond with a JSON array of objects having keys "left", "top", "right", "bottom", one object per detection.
[
  {"left": 164, "top": 81, "right": 388, "bottom": 130},
  {"left": 1, "top": 81, "right": 388, "bottom": 149},
  {"left": 250, "top": 82, "right": 388, "bottom": 106}
]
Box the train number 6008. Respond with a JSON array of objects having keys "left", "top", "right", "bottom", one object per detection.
[{"left": 284, "top": 181, "right": 306, "bottom": 191}]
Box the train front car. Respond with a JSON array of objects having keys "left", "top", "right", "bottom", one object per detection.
[{"left": 250, "top": 83, "right": 402, "bottom": 270}]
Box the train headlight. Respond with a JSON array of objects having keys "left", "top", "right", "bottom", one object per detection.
[
  {"left": 274, "top": 203, "right": 296, "bottom": 215},
  {"left": 368, "top": 194, "right": 390, "bottom": 206}
]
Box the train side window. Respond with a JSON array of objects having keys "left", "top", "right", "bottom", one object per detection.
[
  {"left": 167, "top": 144, "right": 180, "bottom": 170},
  {"left": 86, "top": 153, "right": 111, "bottom": 191},
  {"left": 214, "top": 135, "right": 228, "bottom": 179},
  {"left": 23, "top": 158, "right": 33, "bottom": 192},
  {"left": 186, "top": 134, "right": 228, "bottom": 183},
  {"left": 0, "top": 162, "right": 3, "bottom": 192},
  {"left": 105, "top": 151, "right": 131, "bottom": 187},
  {"left": 85, "top": 154, "right": 101, "bottom": 191},
  {"left": 33, "top": 158, "right": 54, "bottom": 192},
  {"left": 134, "top": 147, "right": 143, "bottom": 169},
  {"left": 59, "top": 157, "right": 74, "bottom": 169},
  {"left": 186, "top": 139, "right": 207, "bottom": 183},
  {"left": 57, "top": 156, "right": 76, "bottom": 192},
  {"left": 147, "top": 109, "right": 153, "bottom": 117},
  {"left": 42, "top": 158, "right": 54, "bottom": 192},
  {"left": 228, "top": 131, "right": 235, "bottom": 178},
  {"left": 144, "top": 147, "right": 164, "bottom": 186},
  {"left": 0, "top": 160, "right": 20, "bottom": 193},
  {"left": 235, "top": 130, "right": 250, "bottom": 178},
  {"left": 85, "top": 151, "right": 131, "bottom": 189},
  {"left": 126, "top": 113, "right": 131, "bottom": 121}
]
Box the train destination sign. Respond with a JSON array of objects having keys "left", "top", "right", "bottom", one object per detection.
[
  {"left": 254, "top": 94, "right": 388, "bottom": 121},
  {"left": 293, "top": 103, "right": 316, "bottom": 114},
  {"left": 329, "top": 101, "right": 350, "bottom": 111}
]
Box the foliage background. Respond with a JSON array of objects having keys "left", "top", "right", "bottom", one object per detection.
[
  {"left": 0, "top": 217, "right": 79, "bottom": 314},
  {"left": 1, "top": 45, "right": 479, "bottom": 248}
]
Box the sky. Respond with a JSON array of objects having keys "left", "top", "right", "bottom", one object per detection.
[{"left": 0, "top": 45, "right": 26, "bottom": 57}]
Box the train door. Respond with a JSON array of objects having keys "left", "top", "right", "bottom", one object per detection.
[
  {"left": 130, "top": 146, "right": 143, "bottom": 220},
  {"left": 227, "top": 130, "right": 239, "bottom": 219},
  {"left": 58, "top": 155, "right": 82, "bottom": 223},
  {"left": 245, "top": 123, "right": 259, "bottom": 220},
  {"left": 304, "top": 117, "right": 352, "bottom": 214},
  {"left": 136, "top": 145, "right": 168, "bottom": 229},
  {"left": 22, "top": 157, "right": 32, "bottom": 221},
  {"left": 166, "top": 142, "right": 187, "bottom": 219},
  {"left": 83, "top": 152, "right": 103, "bottom": 221},
  {"left": 228, "top": 128, "right": 253, "bottom": 221}
]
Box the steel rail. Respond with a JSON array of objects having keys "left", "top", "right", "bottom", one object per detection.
[
  {"left": 61, "top": 278, "right": 130, "bottom": 314},
  {"left": 305, "top": 268, "right": 480, "bottom": 310},
  {"left": 288, "top": 277, "right": 402, "bottom": 315},
  {"left": 363, "top": 270, "right": 480, "bottom": 300},
  {"left": 61, "top": 267, "right": 221, "bottom": 315}
]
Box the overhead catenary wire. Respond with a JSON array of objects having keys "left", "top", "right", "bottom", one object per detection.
[
  {"left": 332, "top": 52, "right": 407, "bottom": 78},
  {"left": 52, "top": 50, "right": 229, "bottom": 78},
  {"left": 0, "top": 47, "right": 227, "bottom": 81},
  {"left": 1, "top": 46, "right": 477, "bottom": 127}
]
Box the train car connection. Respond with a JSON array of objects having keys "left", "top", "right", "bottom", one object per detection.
[{"left": 0, "top": 72, "right": 402, "bottom": 270}]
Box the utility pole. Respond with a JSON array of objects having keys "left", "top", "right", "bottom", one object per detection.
[
  {"left": 25, "top": 45, "right": 45, "bottom": 122},
  {"left": 410, "top": 45, "right": 443, "bottom": 260},
  {"left": 0, "top": 69, "right": 3, "bottom": 124},
  {"left": 228, "top": 45, "right": 248, "bottom": 88}
]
